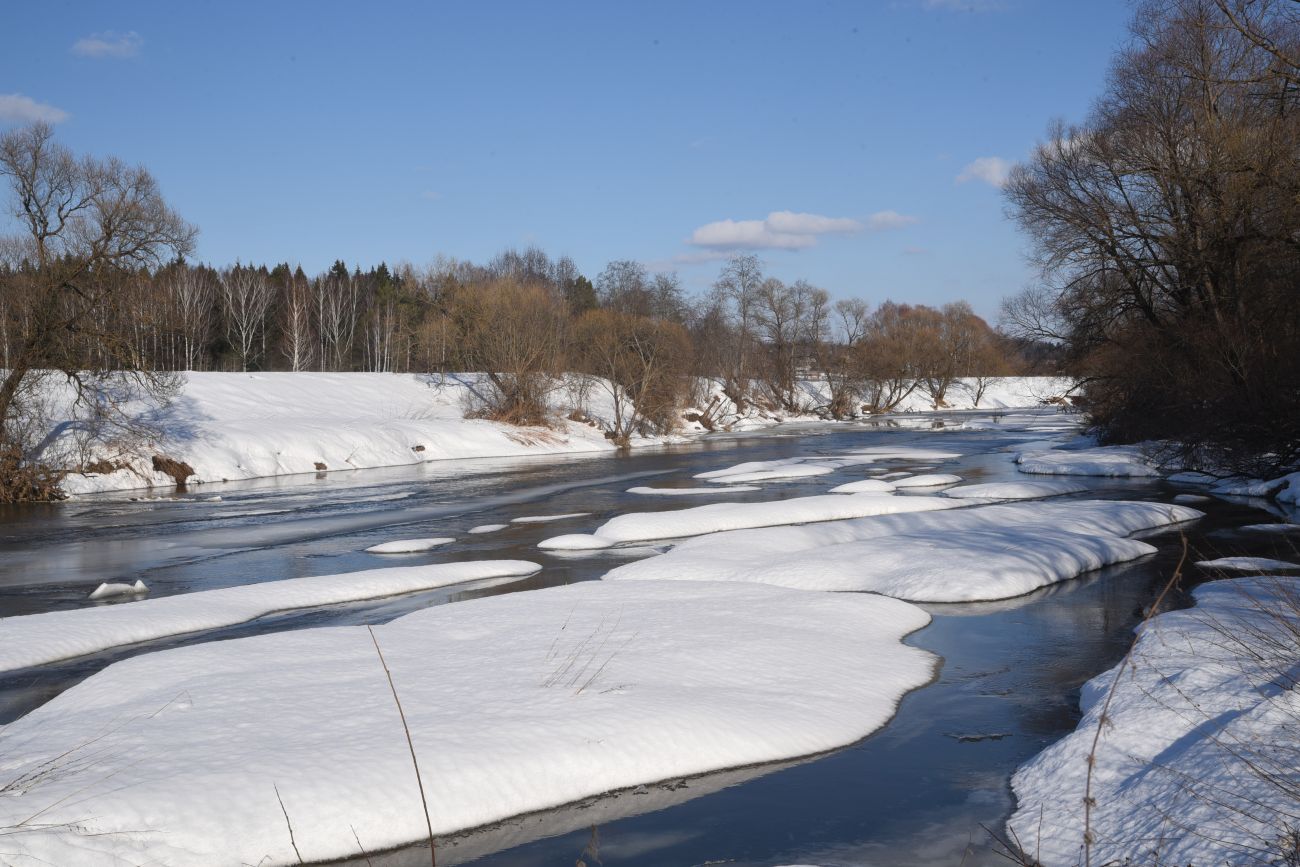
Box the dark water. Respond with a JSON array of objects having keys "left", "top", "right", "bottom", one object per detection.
[{"left": 1, "top": 408, "right": 1296, "bottom": 866}]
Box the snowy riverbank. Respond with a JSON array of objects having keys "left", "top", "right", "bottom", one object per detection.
[{"left": 43, "top": 372, "right": 1073, "bottom": 495}]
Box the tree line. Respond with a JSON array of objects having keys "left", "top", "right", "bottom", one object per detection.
[{"left": 0, "top": 122, "right": 1050, "bottom": 498}]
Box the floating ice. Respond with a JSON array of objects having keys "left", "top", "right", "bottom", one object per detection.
[
  {"left": 87, "top": 580, "right": 149, "bottom": 600},
  {"left": 1196, "top": 556, "right": 1300, "bottom": 572},
  {"left": 828, "top": 479, "right": 896, "bottom": 494},
  {"left": 511, "top": 513, "right": 590, "bottom": 524},
  {"left": 365, "top": 537, "right": 455, "bottom": 553},
  {"left": 627, "top": 485, "right": 762, "bottom": 495},
  {"left": 467, "top": 524, "right": 509, "bottom": 534}
]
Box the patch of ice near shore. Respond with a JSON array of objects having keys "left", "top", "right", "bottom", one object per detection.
[
  {"left": 0, "top": 581, "right": 935, "bottom": 866},
  {"left": 365, "top": 537, "right": 455, "bottom": 553},
  {"left": 538, "top": 494, "right": 962, "bottom": 551},
  {"left": 1016, "top": 446, "right": 1160, "bottom": 477},
  {"left": 1008, "top": 577, "right": 1300, "bottom": 866},
  {"left": 603, "top": 500, "right": 1202, "bottom": 601},
  {"left": 0, "top": 561, "right": 541, "bottom": 673}
]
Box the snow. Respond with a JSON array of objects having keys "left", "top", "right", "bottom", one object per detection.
[
  {"left": 1015, "top": 445, "right": 1160, "bottom": 477},
  {"left": 694, "top": 458, "right": 839, "bottom": 484},
  {"left": 87, "top": 579, "right": 148, "bottom": 600},
  {"left": 1008, "top": 576, "right": 1300, "bottom": 866},
  {"left": 467, "top": 524, "right": 508, "bottom": 534},
  {"left": 510, "top": 512, "right": 590, "bottom": 524},
  {"left": 1167, "top": 470, "right": 1220, "bottom": 485},
  {"left": 847, "top": 446, "right": 963, "bottom": 462},
  {"left": 52, "top": 372, "right": 632, "bottom": 496},
  {"left": 828, "top": 479, "right": 897, "bottom": 494},
  {"left": 1212, "top": 476, "right": 1289, "bottom": 497},
  {"left": 1196, "top": 556, "right": 1300, "bottom": 572},
  {"left": 0, "top": 580, "right": 936, "bottom": 866},
  {"left": 627, "top": 485, "right": 762, "bottom": 495},
  {"left": 890, "top": 473, "right": 963, "bottom": 488},
  {"left": 941, "top": 480, "right": 1087, "bottom": 500},
  {"left": 1173, "top": 493, "right": 1210, "bottom": 503},
  {"left": 365, "top": 537, "right": 455, "bottom": 553},
  {"left": 0, "top": 561, "right": 541, "bottom": 673},
  {"left": 603, "top": 500, "right": 1202, "bottom": 602},
  {"left": 538, "top": 494, "right": 964, "bottom": 551},
  {"left": 1277, "top": 471, "right": 1300, "bottom": 505}
]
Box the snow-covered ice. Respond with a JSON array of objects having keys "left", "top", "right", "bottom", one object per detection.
[
  {"left": 846, "top": 446, "right": 962, "bottom": 462},
  {"left": 828, "top": 479, "right": 897, "bottom": 494},
  {"left": 538, "top": 494, "right": 963, "bottom": 551},
  {"left": 1016, "top": 446, "right": 1160, "bottom": 477},
  {"left": 941, "top": 481, "right": 1087, "bottom": 500},
  {"left": 511, "top": 512, "right": 590, "bottom": 524},
  {"left": 627, "top": 485, "right": 762, "bottom": 495},
  {"left": 694, "top": 458, "right": 839, "bottom": 484},
  {"left": 0, "top": 561, "right": 541, "bottom": 673},
  {"left": 890, "top": 473, "right": 963, "bottom": 488},
  {"left": 603, "top": 500, "right": 1202, "bottom": 601},
  {"left": 467, "top": 524, "right": 508, "bottom": 534},
  {"left": 1008, "top": 576, "right": 1300, "bottom": 866},
  {"left": 365, "top": 537, "right": 455, "bottom": 553},
  {"left": 0, "top": 580, "right": 936, "bottom": 866},
  {"left": 87, "top": 579, "right": 149, "bottom": 600},
  {"left": 1242, "top": 523, "right": 1300, "bottom": 534},
  {"left": 1173, "top": 493, "right": 1210, "bottom": 503},
  {"left": 1196, "top": 556, "right": 1300, "bottom": 572}
]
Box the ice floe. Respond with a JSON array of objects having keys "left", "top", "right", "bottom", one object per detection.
[
  {"left": 538, "top": 494, "right": 962, "bottom": 550},
  {"left": 0, "top": 580, "right": 935, "bottom": 866},
  {"left": 0, "top": 561, "right": 541, "bottom": 673},
  {"left": 1008, "top": 576, "right": 1300, "bottom": 866},
  {"left": 941, "top": 481, "right": 1087, "bottom": 500},
  {"left": 365, "top": 537, "right": 455, "bottom": 553},
  {"left": 828, "top": 479, "right": 897, "bottom": 494},
  {"left": 467, "top": 524, "right": 509, "bottom": 534},
  {"left": 87, "top": 580, "right": 149, "bottom": 600},
  {"left": 511, "top": 512, "right": 591, "bottom": 523},
  {"left": 603, "top": 500, "right": 1202, "bottom": 601},
  {"left": 891, "top": 473, "right": 963, "bottom": 488}
]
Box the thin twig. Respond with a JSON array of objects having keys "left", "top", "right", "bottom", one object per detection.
[
  {"left": 273, "top": 783, "right": 304, "bottom": 865},
  {"left": 368, "top": 625, "right": 437, "bottom": 867}
]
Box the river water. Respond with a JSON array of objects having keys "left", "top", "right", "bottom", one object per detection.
[{"left": 1, "top": 408, "right": 1296, "bottom": 866}]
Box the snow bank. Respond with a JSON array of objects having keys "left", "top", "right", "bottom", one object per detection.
[
  {"left": 1008, "top": 577, "right": 1300, "bottom": 866},
  {"left": 0, "top": 561, "right": 541, "bottom": 673},
  {"left": 941, "top": 480, "right": 1088, "bottom": 500},
  {"left": 538, "top": 494, "right": 963, "bottom": 551},
  {"left": 0, "top": 580, "right": 936, "bottom": 866},
  {"left": 1016, "top": 445, "right": 1160, "bottom": 477},
  {"left": 54, "top": 372, "right": 626, "bottom": 495},
  {"left": 603, "top": 500, "right": 1201, "bottom": 601},
  {"left": 365, "top": 537, "right": 455, "bottom": 553}
]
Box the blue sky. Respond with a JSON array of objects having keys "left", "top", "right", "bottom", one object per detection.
[{"left": 3, "top": 0, "right": 1134, "bottom": 318}]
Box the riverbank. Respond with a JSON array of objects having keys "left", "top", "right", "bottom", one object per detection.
[{"left": 44, "top": 372, "right": 1072, "bottom": 495}]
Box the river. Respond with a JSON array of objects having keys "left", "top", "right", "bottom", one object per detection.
[{"left": 1, "top": 407, "right": 1295, "bottom": 866}]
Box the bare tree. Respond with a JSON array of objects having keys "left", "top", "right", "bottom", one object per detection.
[
  {"left": 218, "top": 265, "right": 275, "bottom": 371},
  {"left": 0, "top": 123, "right": 195, "bottom": 499}
]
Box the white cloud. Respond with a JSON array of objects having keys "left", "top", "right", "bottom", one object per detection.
[
  {"left": 865, "top": 210, "right": 920, "bottom": 230},
  {"left": 0, "top": 93, "right": 70, "bottom": 125},
  {"left": 687, "top": 209, "right": 914, "bottom": 251},
  {"left": 957, "top": 156, "right": 1013, "bottom": 187},
  {"left": 72, "top": 31, "right": 143, "bottom": 59}
]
